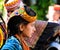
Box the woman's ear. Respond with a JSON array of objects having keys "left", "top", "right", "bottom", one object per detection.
[{"left": 19, "top": 24, "right": 25, "bottom": 31}]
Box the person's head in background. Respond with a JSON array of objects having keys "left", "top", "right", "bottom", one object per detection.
[
  {"left": 4, "top": 0, "right": 24, "bottom": 17},
  {"left": 53, "top": 4, "right": 60, "bottom": 22},
  {"left": 46, "top": 5, "right": 60, "bottom": 23},
  {"left": 8, "top": 5, "right": 37, "bottom": 38}
]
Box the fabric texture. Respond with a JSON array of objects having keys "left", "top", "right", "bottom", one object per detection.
[
  {"left": 25, "top": 20, "right": 48, "bottom": 48},
  {"left": 1, "top": 36, "right": 23, "bottom": 50},
  {"left": 32, "top": 21, "right": 60, "bottom": 50}
]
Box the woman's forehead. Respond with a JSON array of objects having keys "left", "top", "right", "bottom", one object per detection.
[{"left": 27, "top": 21, "right": 35, "bottom": 25}]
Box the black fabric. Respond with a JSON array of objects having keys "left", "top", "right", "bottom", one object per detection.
[
  {"left": 24, "top": 5, "right": 36, "bottom": 16},
  {"left": 32, "top": 22, "right": 60, "bottom": 50}
]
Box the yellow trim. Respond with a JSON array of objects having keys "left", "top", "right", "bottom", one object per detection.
[
  {"left": 22, "top": 12, "right": 37, "bottom": 22},
  {"left": 0, "top": 28, "right": 4, "bottom": 48}
]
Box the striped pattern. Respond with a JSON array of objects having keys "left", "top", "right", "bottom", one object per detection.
[
  {"left": 25, "top": 20, "right": 48, "bottom": 48},
  {"left": 0, "top": 22, "right": 7, "bottom": 48}
]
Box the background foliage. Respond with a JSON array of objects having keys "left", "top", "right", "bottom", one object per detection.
[
  {"left": 30, "top": 0, "right": 55, "bottom": 20},
  {"left": 23, "top": 0, "right": 57, "bottom": 20}
]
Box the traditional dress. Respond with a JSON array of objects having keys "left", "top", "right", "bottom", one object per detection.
[
  {"left": 0, "top": 0, "right": 7, "bottom": 48},
  {"left": 25, "top": 20, "right": 60, "bottom": 50},
  {"left": 1, "top": 35, "right": 31, "bottom": 50},
  {"left": 1, "top": 36, "right": 23, "bottom": 50}
]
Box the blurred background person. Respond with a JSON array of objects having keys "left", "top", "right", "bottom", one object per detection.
[{"left": 46, "top": 4, "right": 60, "bottom": 24}]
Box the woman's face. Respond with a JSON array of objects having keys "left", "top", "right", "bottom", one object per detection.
[
  {"left": 20, "top": 21, "right": 36, "bottom": 38},
  {"left": 53, "top": 11, "right": 60, "bottom": 21}
]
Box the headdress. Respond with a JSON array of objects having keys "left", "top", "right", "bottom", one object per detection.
[
  {"left": 10, "top": 6, "right": 37, "bottom": 22},
  {"left": 4, "top": 0, "right": 21, "bottom": 11}
]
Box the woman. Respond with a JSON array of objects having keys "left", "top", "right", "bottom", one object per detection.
[{"left": 1, "top": 6, "right": 37, "bottom": 50}]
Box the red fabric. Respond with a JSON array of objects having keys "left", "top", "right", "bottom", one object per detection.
[
  {"left": 15, "top": 34, "right": 30, "bottom": 50},
  {"left": 54, "top": 7, "right": 60, "bottom": 10},
  {"left": 54, "top": 5, "right": 60, "bottom": 10}
]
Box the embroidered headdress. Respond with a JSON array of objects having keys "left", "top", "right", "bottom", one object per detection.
[
  {"left": 10, "top": 6, "right": 37, "bottom": 22},
  {"left": 4, "top": 0, "right": 21, "bottom": 11}
]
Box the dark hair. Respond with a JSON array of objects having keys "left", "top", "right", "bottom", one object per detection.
[{"left": 8, "top": 15, "right": 29, "bottom": 37}]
